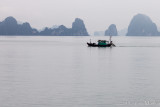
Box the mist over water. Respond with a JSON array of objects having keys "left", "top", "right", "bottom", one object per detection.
[{"left": 0, "top": 36, "right": 160, "bottom": 107}]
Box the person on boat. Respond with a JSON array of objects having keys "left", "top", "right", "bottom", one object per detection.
[{"left": 110, "top": 41, "right": 116, "bottom": 46}]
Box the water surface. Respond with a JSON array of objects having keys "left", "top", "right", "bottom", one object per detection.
[{"left": 0, "top": 36, "right": 160, "bottom": 107}]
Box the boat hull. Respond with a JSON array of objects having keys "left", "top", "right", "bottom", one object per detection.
[{"left": 87, "top": 43, "right": 112, "bottom": 47}]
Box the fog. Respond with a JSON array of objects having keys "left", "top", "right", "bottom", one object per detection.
[{"left": 0, "top": 0, "right": 160, "bottom": 34}]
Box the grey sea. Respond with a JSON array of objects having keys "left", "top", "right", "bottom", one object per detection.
[{"left": 0, "top": 36, "right": 160, "bottom": 107}]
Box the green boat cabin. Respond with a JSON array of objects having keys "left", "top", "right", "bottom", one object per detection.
[{"left": 98, "top": 40, "right": 109, "bottom": 45}]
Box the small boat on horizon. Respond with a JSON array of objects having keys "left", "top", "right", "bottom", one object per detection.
[
  {"left": 87, "top": 35, "right": 116, "bottom": 47},
  {"left": 87, "top": 40, "right": 115, "bottom": 47}
]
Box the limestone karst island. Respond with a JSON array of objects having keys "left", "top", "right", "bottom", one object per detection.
[{"left": 0, "top": 14, "right": 159, "bottom": 36}]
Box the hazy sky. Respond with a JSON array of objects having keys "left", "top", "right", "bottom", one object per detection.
[{"left": 0, "top": 0, "right": 160, "bottom": 34}]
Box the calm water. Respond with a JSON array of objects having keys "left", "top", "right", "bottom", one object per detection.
[{"left": 0, "top": 36, "right": 160, "bottom": 107}]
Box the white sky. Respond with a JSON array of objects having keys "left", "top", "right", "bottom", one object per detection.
[{"left": 0, "top": 0, "right": 160, "bottom": 34}]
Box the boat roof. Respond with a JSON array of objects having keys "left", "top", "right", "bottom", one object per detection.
[{"left": 98, "top": 40, "right": 109, "bottom": 42}]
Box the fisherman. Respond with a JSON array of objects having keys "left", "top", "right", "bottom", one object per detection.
[{"left": 110, "top": 41, "right": 116, "bottom": 47}]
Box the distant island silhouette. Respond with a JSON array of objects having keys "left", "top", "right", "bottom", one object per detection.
[
  {"left": 0, "top": 17, "right": 89, "bottom": 36},
  {"left": 126, "top": 14, "right": 160, "bottom": 36},
  {"left": 0, "top": 17, "right": 38, "bottom": 35},
  {"left": 0, "top": 14, "right": 160, "bottom": 36},
  {"left": 99, "top": 14, "right": 160, "bottom": 36},
  {"left": 105, "top": 24, "right": 118, "bottom": 36}
]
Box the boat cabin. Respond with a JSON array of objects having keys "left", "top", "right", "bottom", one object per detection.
[{"left": 98, "top": 40, "right": 109, "bottom": 46}]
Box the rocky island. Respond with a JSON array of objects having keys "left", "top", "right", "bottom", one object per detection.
[
  {"left": 105, "top": 24, "right": 118, "bottom": 36},
  {"left": 40, "top": 18, "right": 89, "bottom": 36},
  {"left": 0, "top": 17, "right": 89, "bottom": 36},
  {"left": 126, "top": 14, "right": 159, "bottom": 36},
  {"left": 0, "top": 17, "right": 38, "bottom": 35}
]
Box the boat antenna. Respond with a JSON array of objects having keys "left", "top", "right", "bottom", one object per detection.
[{"left": 90, "top": 39, "right": 91, "bottom": 43}]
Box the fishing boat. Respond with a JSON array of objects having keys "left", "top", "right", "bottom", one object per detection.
[{"left": 87, "top": 36, "right": 116, "bottom": 47}]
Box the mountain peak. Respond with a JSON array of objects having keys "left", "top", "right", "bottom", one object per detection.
[
  {"left": 105, "top": 24, "right": 118, "bottom": 36},
  {"left": 126, "top": 14, "right": 159, "bottom": 36},
  {"left": 72, "top": 18, "right": 89, "bottom": 36},
  {"left": 0, "top": 16, "right": 37, "bottom": 35},
  {"left": 4, "top": 16, "right": 17, "bottom": 25}
]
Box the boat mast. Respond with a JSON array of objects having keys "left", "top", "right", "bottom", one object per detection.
[{"left": 109, "top": 33, "right": 112, "bottom": 43}]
